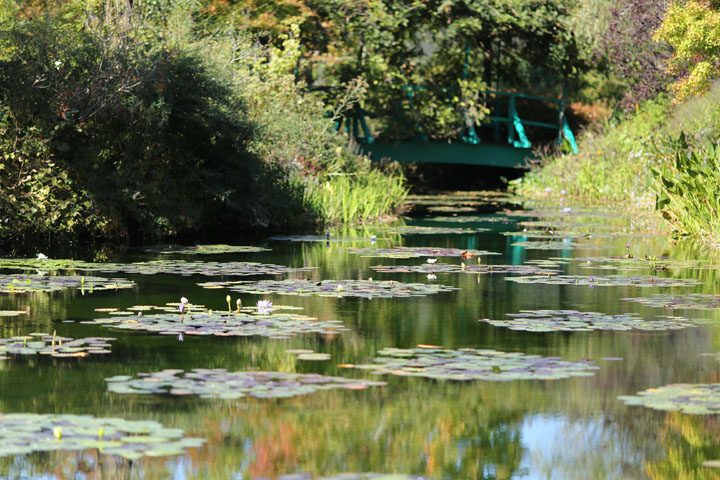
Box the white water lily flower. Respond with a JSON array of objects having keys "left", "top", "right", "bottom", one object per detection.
[
  {"left": 426, "top": 258, "right": 437, "bottom": 264},
  {"left": 256, "top": 300, "right": 273, "bottom": 314},
  {"left": 427, "top": 274, "right": 437, "bottom": 281},
  {"left": 36, "top": 253, "right": 48, "bottom": 261}
]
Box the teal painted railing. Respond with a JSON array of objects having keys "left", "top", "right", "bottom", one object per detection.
[{"left": 336, "top": 87, "right": 578, "bottom": 154}]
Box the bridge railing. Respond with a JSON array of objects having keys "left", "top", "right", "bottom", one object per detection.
[{"left": 330, "top": 86, "right": 578, "bottom": 154}]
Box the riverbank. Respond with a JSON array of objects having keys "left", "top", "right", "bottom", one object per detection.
[
  {"left": 512, "top": 83, "right": 720, "bottom": 247},
  {"left": 0, "top": 3, "right": 407, "bottom": 254}
]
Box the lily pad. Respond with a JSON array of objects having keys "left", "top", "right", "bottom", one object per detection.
[
  {"left": 562, "top": 256, "right": 705, "bottom": 272},
  {"left": 0, "top": 310, "right": 28, "bottom": 317},
  {"left": 198, "top": 279, "right": 459, "bottom": 298},
  {"left": 0, "top": 413, "right": 204, "bottom": 458},
  {"left": 143, "top": 244, "right": 270, "bottom": 255},
  {"left": 270, "top": 235, "right": 372, "bottom": 243},
  {"left": 622, "top": 293, "right": 720, "bottom": 310},
  {"left": 0, "top": 259, "right": 313, "bottom": 277},
  {"left": 380, "top": 226, "right": 489, "bottom": 235},
  {"left": 425, "top": 215, "right": 513, "bottom": 224},
  {"left": 510, "top": 240, "right": 610, "bottom": 251},
  {"left": 0, "top": 334, "right": 116, "bottom": 358},
  {"left": 618, "top": 384, "right": 720, "bottom": 414},
  {"left": 481, "top": 310, "right": 698, "bottom": 332},
  {"left": 506, "top": 274, "right": 703, "bottom": 288},
  {"left": 369, "top": 263, "right": 558, "bottom": 275},
  {"left": 295, "top": 353, "right": 332, "bottom": 361},
  {"left": 343, "top": 346, "right": 598, "bottom": 381},
  {"left": 345, "top": 247, "right": 500, "bottom": 259},
  {"left": 0, "top": 274, "right": 134, "bottom": 294},
  {"left": 106, "top": 369, "right": 383, "bottom": 398},
  {"left": 427, "top": 206, "right": 478, "bottom": 213},
  {"left": 81, "top": 306, "right": 348, "bottom": 339}
]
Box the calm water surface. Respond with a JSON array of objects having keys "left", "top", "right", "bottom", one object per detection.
[{"left": 1, "top": 195, "right": 719, "bottom": 479}]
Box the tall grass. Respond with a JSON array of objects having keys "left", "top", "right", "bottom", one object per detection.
[
  {"left": 304, "top": 169, "right": 407, "bottom": 224},
  {"left": 514, "top": 83, "right": 720, "bottom": 206},
  {"left": 652, "top": 140, "right": 720, "bottom": 246},
  {"left": 513, "top": 81, "right": 720, "bottom": 246},
  {"left": 512, "top": 98, "right": 670, "bottom": 208}
]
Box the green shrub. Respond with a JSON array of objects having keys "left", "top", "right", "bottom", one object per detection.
[
  {"left": 0, "top": 2, "right": 407, "bottom": 250},
  {"left": 652, "top": 133, "right": 720, "bottom": 246}
]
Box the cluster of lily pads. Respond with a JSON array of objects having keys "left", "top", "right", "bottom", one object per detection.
[
  {"left": 345, "top": 247, "right": 500, "bottom": 259},
  {"left": 380, "top": 225, "right": 489, "bottom": 235},
  {"left": 143, "top": 244, "right": 269, "bottom": 255},
  {"left": 198, "top": 279, "right": 459, "bottom": 298},
  {"left": 342, "top": 346, "right": 598, "bottom": 381},
  {"left": 81, "top": 304, "right": 348, "bottom": 339},
  {"left": 618, "top": 384, "right": 720, "bottom": 415},
  {"left": 0, "top": 259, "right": 313, "bottom": 277},
  {"left": 0, "top": 413, "right": 204, "bottom": 459},
  {"left": 510, "top": 240, "right": 606, "bottom": 251},
  {"left": 506, "top": 274, "right": 703, "bottom": 288},
  {"left": 622, "top": 293, "right": 720, "bottom": 310},
  {"left": 369, "top": 263, "right": 558, "bottom": 275},
  {"left": 564, "top": 255, "right": 705, "bottom": 272},
  {"left": 425, "top": 215, "right": 513, "bottom": 224},
  {"left": 0, "top": 274, "right": 134, "bottom": 294},
  {"left": 0, "top": 334, "right": 115, "bottom": 358},
  {"left": 270, "top": 235, "right": 374, "bottom": 243},
  {"left": 481, "top": 310, "right": 697, "bottom": 332},
  {"left": 105, "top": 369, "right": 386, "bottom": 399}
]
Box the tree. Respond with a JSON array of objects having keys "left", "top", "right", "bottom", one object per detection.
[{"left": 655, "top": 0, "right": 720, "bottom": 103}]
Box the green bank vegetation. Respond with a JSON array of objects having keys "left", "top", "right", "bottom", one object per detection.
[
  {"left": 0, "top": 0, "right": 407, "bottom": 250},
  {"left": 514, "top": 0, "right": 720, "bottom": 248}
]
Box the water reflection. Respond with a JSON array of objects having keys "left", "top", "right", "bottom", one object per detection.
[{"left": 1, "top": 199, "right": 720, "bottom": 478}]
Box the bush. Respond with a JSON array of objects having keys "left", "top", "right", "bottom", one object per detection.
[{"left": 0, "top": 2, "right": 407, "bottom": 250}]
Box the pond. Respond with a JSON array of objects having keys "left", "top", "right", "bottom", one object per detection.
[{"left": 1, "top": 192, "right": 719, "bottom": 479}]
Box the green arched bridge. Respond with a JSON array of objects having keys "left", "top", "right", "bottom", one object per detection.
[{"left": 336, "top": 88, "right": 578, "bottom": 169}]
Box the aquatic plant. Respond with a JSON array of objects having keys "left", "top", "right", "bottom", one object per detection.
[
  {"left": 144, "top": 245, "right": 270, "bottom": 255},
  {"left": 0, "top": 274, "right": 134, "bottom": 294},
  {"left": 0, "top": 258, "right": 314, "bottom": 277},
  {"left": 106, "top": 369, "right": 384, "bottom": 399},
  {"left": 342, "top": 346, "right": 599, "bottom": 381},
  {"left": 619, "top": 384, "right": 720, "bottom": 414},
  {"left": 0, "top": 334, "right": 115, "bottom": 358},
  {"left": 198, "top": 279, "right": 459, "bottom": 298},
  {"left": 81, "top": 304, "right": 347, "bottom": 339},
  {"left": 345, "top": 247, "right": 500, "bottom": 259},
  {"left": 481, "top": 310, "right": 698, "bottom": 332},
  {"left": 622, "top": 293, "right": 720, "bottom": 310},
  {"left": 381, "top": 226, "right": 490, "bottom": 235},
  {"left": 370, "top": 264, "right": 558, "bottom": 275},
  {"left": 256, "top": 300, "right": 273, "bottom": 314},
  {"left": 0, "top": 413, "right": 204, "bottom": 459},
  {"left": 506, "top": 275, "right": 703, "bottom": 288}
]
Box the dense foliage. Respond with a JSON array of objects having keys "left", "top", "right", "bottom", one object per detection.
[
  {"left": 204, "top": 0, "right": 584, "bottom": 141},
  {"left": 598, "top": 0, "right": 670, "bottom": 111},
  {"left": 0, "top": 0, "right": 407, "bottom": 250},
  {"left": 655, "top": 0, "right": 720, "bottom": 103}
]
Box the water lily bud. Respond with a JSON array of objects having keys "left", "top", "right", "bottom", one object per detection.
[{"left": 53, "top": 427, "right": 62, "bottom": 440}]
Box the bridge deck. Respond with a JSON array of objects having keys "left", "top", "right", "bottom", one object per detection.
[{"left": 363, "top": 142, "right": 534, "bottom": 169}]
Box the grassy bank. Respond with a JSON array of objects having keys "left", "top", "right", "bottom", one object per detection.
[
  {"left": 512, "top": 83, "right": 720, "bottom": 245},
  {"left": 0, "top": 1, "right": 407, "bottom": 252}
]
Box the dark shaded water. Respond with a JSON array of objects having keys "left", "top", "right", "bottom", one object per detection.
[{"left": 1, "top": 195, "right": 719, "bottom": 479}]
